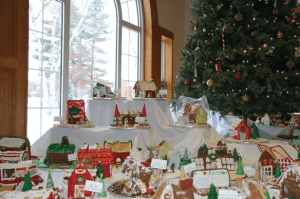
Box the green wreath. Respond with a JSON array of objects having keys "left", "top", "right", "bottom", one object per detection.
[
  {"left": 240, "top": 126, "right": 246, "bottom": 131},
  {"left": 200, "top": 145, "right": 208, "bottom": 154},
  {"left": 209, "top": 153, "right": 217, "bottom": 160},
  {"left": 77, "top": 176, "right": 84, "bottom": 183}
]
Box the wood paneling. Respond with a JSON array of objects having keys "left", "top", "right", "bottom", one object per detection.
[
  {"left": 0, "top": 0, "right": 28, "bottom": 136},
  {"left": 0, "top": 0, "right": 16, "bottom": 57},
  {"left": 142, "top": 0, "right": 174, "bottom": 103},
  {"left": 0, "top": 68, "right": 15, "bottom": 135}
]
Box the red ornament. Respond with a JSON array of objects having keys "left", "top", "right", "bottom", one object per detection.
[
  {"left": 268, "top": 159, "right": 273, "bottom": 165},
  {"left": 185, "top": 80, "right": 190, "bottom": 85},
  {"left": 215, "top": 63, "right": 222, "bottom": 72},
  {"left": 191, "top": 43, "right": 196, "bottom": 48},
  {"left": 286, "top": 17, "right": 291, "bottom": 22},
  {"left": 146, "top": 188, "right": 153, "bottom": 194},
  {"left": 235, "top": 72, "right": 242, "bottom": 80}
]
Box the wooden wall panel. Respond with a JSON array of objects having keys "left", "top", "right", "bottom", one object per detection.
[
  {"left": 0, "top": 0, "right": 28, "bottom": 137},
  {"left": 0, "top": 0, "right": 16, "bottom": 57},
  {"left": 0, "top": 68, "right": 15, "bottom": 135}
]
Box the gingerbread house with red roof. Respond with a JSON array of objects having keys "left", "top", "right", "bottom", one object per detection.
[
  {"left": 229, "top": 119, "right": 251, "bottom": 140},
  {"left": 68, "top": 163, "right": 93, "bottom": 198},
  {"left": 77, "top": 148, "right": 114, "bottom": 178}
]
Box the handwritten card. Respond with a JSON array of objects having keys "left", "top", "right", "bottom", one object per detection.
[
  {"left": 68, "top": 154, "right": 77, "bottom": 161},
  {"left": 135, "top": 117, "right": 145, "bottom": 123},
  {"left": 193, "top": 169, "right": 230, "bottom": 188},
  {"left": 159, "top": 90, "right": 168, "bottom": 95},
  {"left": 229, "top": 130, "right": 238, "bottom": 137},
  {"left": 84, "top": 180, "right": 103, "bottom": 193},
  {"left": 151, "top": 158, "right": 167, "bottom": 170},
  {"left": 218, "top": 189, "right": 238, "bottom": 199},
  {"left": 184, "top": 162, "right": 197, "bottom": 173}
]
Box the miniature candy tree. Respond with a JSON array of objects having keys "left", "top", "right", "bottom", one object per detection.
[
  {"left": 96, "top": 161, "right": 105, "bottom": 180},
  {"left": 207, "top": 182, "right": 218, "bottom": 199},
  {"left": 236, "top": 158, "right": 244, "bottom": 175},
  {"left": 298, "top": 151, "right": 300, "bottom": 160},
  {"left": 22, "top": 169, "right": 32, "bottom": 192},
  {"left": 98, "top": 173, "right": 107, "bottom": 197},
  {"left": 233, "top": 148, "right": 239, "bottom": 162},
  {"left": 274, "top": 161, "right": 281, "bottom": 178},
  {"left": 183, "top": 148, "right": 188, "bottom": 160},
  {"left": 46, "top": 169, "right": 54, "bottom": 189}
]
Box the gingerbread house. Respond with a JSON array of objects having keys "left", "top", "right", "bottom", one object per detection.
[
  {"left": 158, "top": 140, "right": 173, "bottom": 160},
  {"left": 153, "top": 182, "right": 194, "bottom": 199},
  {"left": 289, "top": 116, "right": 300, "bottom": 125},
  {"left": 188, "top": 104, "right": 207, "bottom": 125},
  {"left": 104, "top": 140, "right": 132, "bottom": 164},
  {"left": 65, "top": 100, "right": 88, "bottom": 124},
  {"left": 77, "top": 147, "right": 113, "bottom": 178},
  {"left": 255, "top": 150, "right": 276, "bottom": 179},
  {"left": 277, "top": 165, "right": 300, "bottom": 199},
  {"left": 68, "top": 163, "right": 93, "bottom": 198},
  {"left": 93, "top": 83, "right": 113, "bottom": 97},
  {"left": 134, "top": 80, "right": 158, "bottom": 98},
  {"left": 229, "top": 119, "right": 251, "bottom": 140}
]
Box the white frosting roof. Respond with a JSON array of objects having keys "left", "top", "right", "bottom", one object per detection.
[
  {"left": 229, "top": 119, "right": 244, "bottom": 130},
  {"left": 135, "top": 81, "right": 157, "bottom": 91}
]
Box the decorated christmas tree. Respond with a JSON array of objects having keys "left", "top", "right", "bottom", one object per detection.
[
  {"left": 22, "top": 169, "right": 32, "bottom": 192},
  {"left": 96, "top": 161, "right": 105, "bottom": 180},
  {"left": 208, "top": 182, "right": 218, "bottom": 199},
  {"left": 172, "top": 0, "right": 300, "bottom": 118},
  {"left": 274, "top": 161, "right": 282, "bottom": 178},
  {"left": 236, "top": 158, "right": 244, "bottom": 175},
  {"left": 98, "top": 173, "right": 107, "bottom": 197},
  {"left": 46, "top": 169, "right": 54, "bottom": 189}
]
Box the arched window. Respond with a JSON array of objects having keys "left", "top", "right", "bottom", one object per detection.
[{"left": 28, "top": 0, "right": 143, "bottom": 143}]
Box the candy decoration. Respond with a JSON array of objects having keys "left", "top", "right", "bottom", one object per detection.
[
  {"left": 215, "top": 63, "right": 222, "bottom": 72},
  {"left": 286, "top": 60, "right": 295, "bottom": 68},
  {"left": 185, "top": 80, "right": 190, "bottom": 85},
  {"left": 235, "top": 73, "right": 242, "bottom": 80},
  {"left": 234, "top": 13, "right": 243, "bottom": 21},
  {"left": 207, "top": 79, "right": 214, "bottom": 87},
  {"left": 242, "top": 94, "right": 250, "bottom": 102},
  {"left": 222, "top": 26, "right": 227, "bottom": 50}
]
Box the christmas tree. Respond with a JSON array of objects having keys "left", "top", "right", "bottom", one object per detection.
[
  {"left": 96, "top": 161, "right": 105, "bottom": 180},
  {"left": 172, "top": 0, "right": 300, "bottom": 118},
  {"left": 46, "top": 169, "right": 54, "bottom": 189},
  {"left": 274, "top": 161, "right": 282, "bottom": 178},
  {"left": 98, "top": 173, "right": 107, "bottom": 197},
  {"left": 233, "top": 148, "right": 239, "bottom": 162},
  {"left": 183, "top": 148, "right": 189, "bottom": 160},
  {"left": 22, "top": 169, "right": 32, "bottom": 192},
  {"left": 208, "top": 182, "right": 218, "bottom": 199},
  {"left": 236, "top": 158, "right": 244, "bottom": 175}
]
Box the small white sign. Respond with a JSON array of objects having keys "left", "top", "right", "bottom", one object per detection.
[
  {"left": 229, "top": 130, "right": 238, "bottom": 137},
  {"left": 135, "top": 117, "right": 145, "bottom": 123},
  {"left": 151, "top": 158, "right": 167, "bottom": 170},
  {"left": 114, "top": 89, "right": 121, "bottom": 95},
  {"left": 218, "top": 189, "right": 238, "bottom": 199},
  {"left": 68, "top": 154, "right": 77, "bottom": 161},
  {"left": 159, "top": 90, "right": 168, "bottom": 95},
  {"left": 84, "top": 180, "right": 103, "bottom": 193},
  {"left": 193, "top": 169, "right": 230, "bottom": 188},
  {"left": 184, "top": 162, "right": 197, "bottom": 173},
  {"left": 54, "top": 116, "right": 63, "bottom": 121}
]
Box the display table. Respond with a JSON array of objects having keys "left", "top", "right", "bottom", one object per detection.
[
  {"left": 257, "top": 125, "right": 290, "bottom": 136},
  {"left": 86, "top": 98, "right": 173, "bottom": 127}
]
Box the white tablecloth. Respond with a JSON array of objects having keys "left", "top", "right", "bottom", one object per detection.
[{"left": 86, "top": 99, "right": 173, "bottom": 127}]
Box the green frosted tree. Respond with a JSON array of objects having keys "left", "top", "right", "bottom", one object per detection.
[
  {"left": 172, "top": 0, "right": 300, "bottom": 118},
  {"left": 208, "top": 182, "right": 218, "bottom": 199},
  {"left": 233, "top": 148, "right": 239, "bottom": 162},
  {"left": 98, "top": 174, "right": 107, "bottom": 197},
  {"left": 298, "top": 151, "right": 300, "bottom": 159},
  {"left": 183, "top": 148, "right": 189, "bottom": 160},
  {"left": 274, "top": 162, "right": 282, "bottom": 178},
  {"left": 22, "top": 170, "right": 32, "bottom": 192},
  {"left": 96, "top": 161, "right": 105, "bottom": 180},
  {"left": 236, "top": 158, "right": 244, "bottom": 175},
  {"left": 46, "top": 170, "right": 54, "bottom": 189}
]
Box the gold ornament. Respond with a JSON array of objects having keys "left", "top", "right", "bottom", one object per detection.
[
  {"left": 217, "top": 4, "right": 222, "bottom": 10},
  {"left": 242, "top": 94, "right": 250, "bottom": 102},
  {"left": 203, "top": 28, "right": 207, "bottom": 32},
  {"left": 207, "top": 79, "right": 214, "bottom": 87},
  {"left": 251, "top": 30, "right": 257, "bottom": 36},
  {"left": 235, "top": 13, "right": 243, "bottom": 21},
  {"left": 286, "top": 60, "right": 295, "bottom": 68},
  {"left": 277, "top": 31, "right": 283, "bottom": 38}
]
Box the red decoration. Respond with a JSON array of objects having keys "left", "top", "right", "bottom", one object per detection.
[
  {"left": 185, "top": 80, "right": 190, "bottom": 85},
  {"left": 222, "top": 27, "right": 227, "bottom": 50},
  {"left": 233, "top": 120, "right": 251, "bottom": 140},
  {"left": 114, "top": 104, "right": 120, "bottom": 117},
  {"left": 66, "top": 100, "right": 87, "bottom": 124},
  {"left": 141, "top": 104, "right": 147, "bottom": 117},
  {"left": 235, "top": 73, "right": 242, "bottom": 80},
  {"left": 146, "top": 187, "right": 153, "bottom": 194},
  {"left": 286, "top": 17, "right": 291, "bottom": 22},
  {"left": 215, "top": 63, "right": 222, "bottom": 72},
  {"left": 191, "top": 43, "right": 196, "bottom": 48}
]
